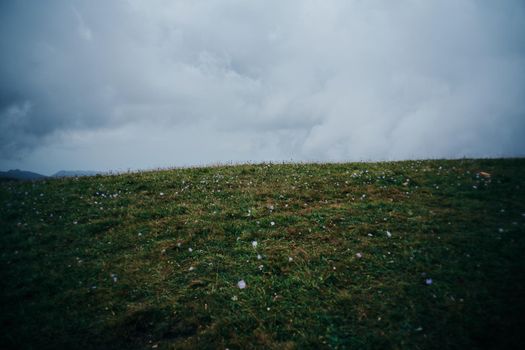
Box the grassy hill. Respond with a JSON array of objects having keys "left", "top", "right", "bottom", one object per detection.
[{"left": 1, "top": 159, "right": 524, "bottom": 349}]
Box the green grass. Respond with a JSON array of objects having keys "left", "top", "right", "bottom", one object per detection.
[{"left": 1, "top": 159, "right": 524, "bottom": 349}]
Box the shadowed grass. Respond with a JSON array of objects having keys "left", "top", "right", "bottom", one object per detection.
[{"left": 1, "top": 159, "right": 524, "bottom": 349}]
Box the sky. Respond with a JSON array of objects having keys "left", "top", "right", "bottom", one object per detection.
[{"left": 1, "top": 0, "right": 524, "bottom": 175}]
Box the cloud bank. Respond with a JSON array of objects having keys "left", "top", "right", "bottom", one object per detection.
[{"left": 1, "top": 0, "right": 524, "bottom": 174}]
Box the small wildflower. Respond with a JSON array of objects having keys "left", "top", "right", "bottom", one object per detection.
[
  {"left": 237, "top": 280, "right": 246, "bottom": 289},
  {"left": 258, "top": 264, "right": 264, "bottom": 271},
  {"left": 188, "top": 266, "right": 195, "bottom": 271},
  {"left": 231, "top": 295, "right": 238, "bottom": 301},
  {"left": 257, "top": 254, "right": 262, "bottom": 260},
  {"left": 188, "top": 247, "right": 193, "bottom": 253},
  {"left": 386, "top": 231, "right": 392, "bottom": 238},
  {"left": 252, "top": 240, "right": 258, "bottom": 248},
  {"left": 288, "top": 256, "right": 293, "bottom": 262},
  {"left": 356, "top": 252, "right": 363, "bottom": 258},
  {"left": 177, "top": 242, "right": 181, "bottom": 247},
  {"left": 425, "top": 278, "right": 433, "bottom": 285},
  {"left": 270, "top": 221, "right": 275, "bottom": 226}
]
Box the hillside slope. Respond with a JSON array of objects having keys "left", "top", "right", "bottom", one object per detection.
[
  {"left": 0, "top": 169, "right": 47, "bottom": 181},
  {"left": 1, "top": 159, "right": 524, "bottom": 349}
]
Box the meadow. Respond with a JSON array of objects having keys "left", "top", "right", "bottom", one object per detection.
[{"left": 1, "top": 159, "right": 524, "bottom": 349}]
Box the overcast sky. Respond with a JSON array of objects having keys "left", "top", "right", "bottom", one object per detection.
[{"left": 1, "top": 0, "right": 524, "bottom": 175}]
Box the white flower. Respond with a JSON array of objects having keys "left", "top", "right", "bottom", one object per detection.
[
  {"left": 188, "top": 266, "right": 195, "bottom": 271},
  {"left": 356, "top": 253, "right": 363, "bottom": 258},
  {"left": 231, "top": 295, "right": 238, "bottom": 301},
  {"left": 188, "top": 247, "right": 193, "bottom": 252},
  {"left": 159, "top": 192, "right": 164, "bottom": 196},
  {"left": 257, "top": 254, "right": 262, "bottom": 260},
  {"left": 270, "top": 221, "right": 275, "bottom": 226},
  {"left": 288, "top": 257, "right": 293, "bottom": 262},
  {"left": 237, "top": 280, "right": 246, "bottom": 289},
  {"left": 258, "top": 264, "right": 264, "bottom": 271},
  {"left": 252, "top": 240, "right": 258, "bottom": 248},
  {"left": 386, "top": 231, "right": 392, "bottom": 238},
  {"left": 425, "top": 278, "right": 433, "bottom": 285}
]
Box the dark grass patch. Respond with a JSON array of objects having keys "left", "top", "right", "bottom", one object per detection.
[{"left": 1, "top": 159, "right": 524, "bottom": 349}]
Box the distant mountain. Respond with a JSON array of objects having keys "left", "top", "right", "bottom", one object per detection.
[
  {"left": 0, "top": 169, "right": 47, "bottom": 181},
  {"left": 52, "top": 170, "right": 103, "bottom": 178}
]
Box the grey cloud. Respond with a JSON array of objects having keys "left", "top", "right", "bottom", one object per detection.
[{"left": 1, "top": 0, "right": 524, "bottom": 173}]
